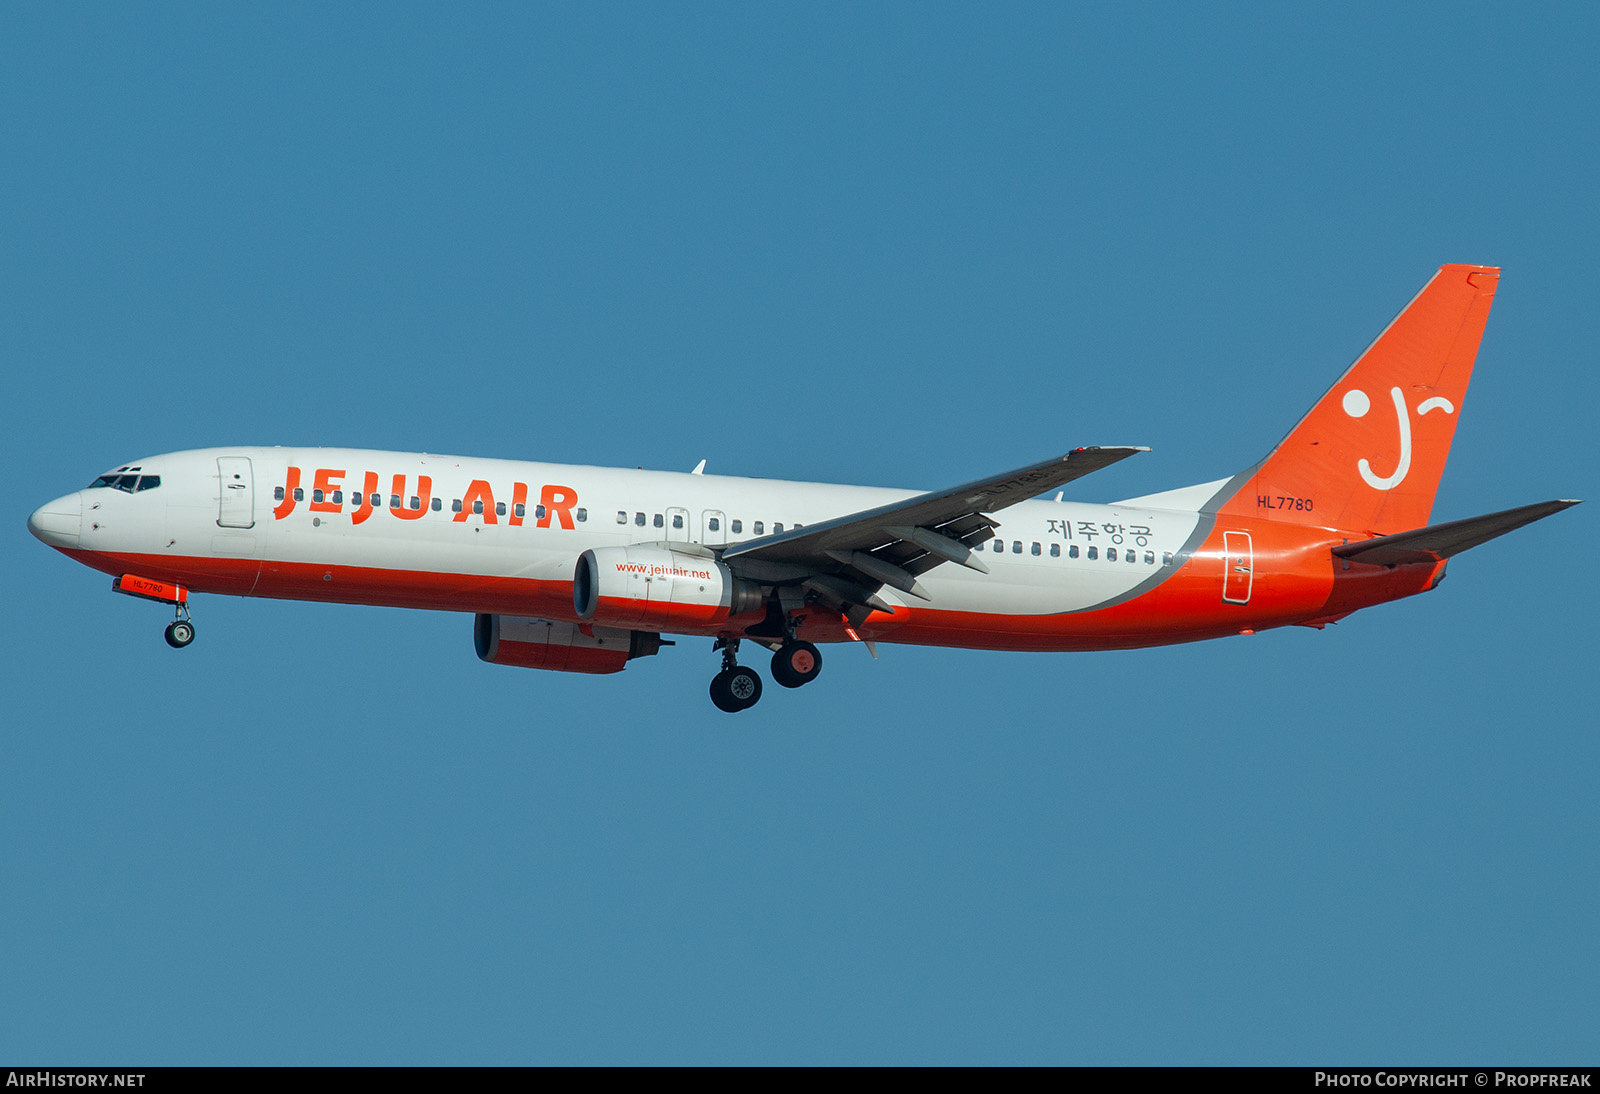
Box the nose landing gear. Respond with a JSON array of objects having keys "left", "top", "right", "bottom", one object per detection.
[
  {"left": 164, "top": 617, "right": 195, "bottom": 648},
  {"left": 709, "top": 637, "right": 763, "bottom": 713},
  {"left": 112, "top": 575, "right": 196, "bottom": 649},
  {"left": 162, "top": 598, "right": 195, "bottom": 648}
]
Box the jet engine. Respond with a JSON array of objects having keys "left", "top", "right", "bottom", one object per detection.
[
  {"left": 474, "top": 614, "right": 665, "bottom": 675},
  {"left": 574, "top": 546, "right": 762, "bottom": 631}
]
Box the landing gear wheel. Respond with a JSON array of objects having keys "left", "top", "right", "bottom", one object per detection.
[
  {"left": 710, "top": 666, "right": 763, "bottom": 712},
  {"left": 771, "top": 640, "right": 822, "bottom": 688},
  {"left": 164, "top": 620, "right": 195, "bottom": 649}
]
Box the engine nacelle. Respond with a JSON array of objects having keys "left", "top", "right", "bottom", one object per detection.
[
  {"left": 574, "top": 546, "right": 762, "bottom": 631},
  {"left": 474, "top": 614, "right": 664, "bottom": 675}
]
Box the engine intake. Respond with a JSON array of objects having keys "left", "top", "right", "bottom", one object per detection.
[
  {"left": 574, "top": 546, "right": 762, "bottom": 630},
  {"left": 474, "top": 614, "right": 664, "bottom": 675}
]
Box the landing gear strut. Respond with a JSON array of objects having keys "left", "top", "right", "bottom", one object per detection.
[{"left": 709, "top": 637, "right": 763, "bottom": 713}]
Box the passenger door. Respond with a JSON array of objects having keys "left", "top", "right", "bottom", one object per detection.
[{"left": 216, "top": 457, "right": 255, "bottom": 529}]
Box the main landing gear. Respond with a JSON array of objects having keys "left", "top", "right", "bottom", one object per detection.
[
  {"left": 710, "top": 638, "right": 763, "bottom": 713},
  {"left": 770, "top": 640, "right": 822, "bottom": 689},
  {"left": 708, "top": 636, "right": 824, "bottom": 712}
]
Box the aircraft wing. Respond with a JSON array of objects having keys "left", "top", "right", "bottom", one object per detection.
[
  {"left": 1331, "top": 499, "right": 1581, "bottom": 567},
  {"left": 722, "top": 446, "right": 1147, "bottom": 621}
]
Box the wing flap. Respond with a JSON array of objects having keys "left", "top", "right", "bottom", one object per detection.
[{"left": 720, "top": 445, "right": 1146, "bottom": 615}]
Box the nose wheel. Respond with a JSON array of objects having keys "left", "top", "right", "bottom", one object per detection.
[
  {"left": 709, "top": 637, "right": 763, "bottom": 712},
  {"left": 163, "top": 601, "right": 195, "bottom": 649}
]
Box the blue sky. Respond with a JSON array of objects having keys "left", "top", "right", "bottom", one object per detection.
[{"left": 3, "top": 4, "right": 1595, "bottom": 1064}]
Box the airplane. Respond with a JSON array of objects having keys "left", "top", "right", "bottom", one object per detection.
[{"left": 27, "top": 264, "right": 1579, "bottom": 712}]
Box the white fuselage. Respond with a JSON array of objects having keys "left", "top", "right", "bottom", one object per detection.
[{"left": 38, "top": 446, "right": 1216, "bottom": 647}]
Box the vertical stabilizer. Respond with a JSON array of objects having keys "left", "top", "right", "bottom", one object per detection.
[{"left": 1218, "top": 264, "right": 1499, "bottom": 534}]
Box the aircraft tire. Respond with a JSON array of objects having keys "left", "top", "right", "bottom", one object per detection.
[
  {"left": 709, "top": 670, "right": 741, "bottom": 712},
  {"left": 771, "top": 641, "right": 822, "bottom": 688},
  {"left": 164, "top": 620, "right": 195, "bottom": 649},
  {"left": 711, "top": 667, "right": 762, "bottom": 711},
  {"left": 726, "top": 666, "right": 762, "bottom": 709}
]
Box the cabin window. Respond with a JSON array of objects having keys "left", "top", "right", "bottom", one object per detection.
[
  {"left": 331, "top": 490, "right": 342, "bottom": 505},
  {"left": 1107, "top": 548, "right": 1117, "bottom": 561},
  {"left": 472, "top": 500, "right": 482, "bottom": 515},
  {"left": 653, "top": 513, "right": 664, "bottom": 528},
  {"left": 1127, "top": 551, "right": 1136, "bottom": 564},
  {"left": 535, "top": 504, "right": 546, "bottom": 519},
  {"left": 1012, "top": 541, "right": 1022, "bottom": 553},
  {"left": 513, "top": 503, "right": 526, "bottom": 518},
  {"left": 274, "top": 486, "right": 284, "bottom": 501},
  {"left": 1144, "top": 551, "right": 1155, "bottom": 564},
  {"left": 731, "top": 519, "right": 742, "bottom": 533},
  {"left": 1087, "top": 546, "right": 1098, "bottom": 560},
  {"left": 708, "top": 517, "right": 720, "bottom": 532},
  {"left": 635, "top": 512, "right": 646, "bottom": 526},
  {"left": 431, "top": 497, "right": 442, "bottom": 511},
  {"left": 1069, "top": 545, "right": 1079, "bottom": 559},
  {"left": 410, "top": 496, "right": 420, "bottom": 510},
  {"left": 753, "top": 521, "right": 764, "bottom": 535},
  {"left": 452, "top": 499, "right": 463, "bottom": 513},
  {"left": 372, "top": 493, "right": 382, "bottom": 507},
  {"left": 617, "top": 511, "right": 627, "bottom": 524},
  {"left": 312, "top": 489, "right": 324, "bottom": 503},
  {"left": 672, "top": 514, "right": 684, "bottom": 530},
  {"left": 992, "top": 539, "right": 1003, "bottom": 553},
  {"left": 1031, "top": 542, "right": 1041, "bottom": 556},
  {"left": 1163, "top": 552, "right": 1174, "bottom": 566},
  {"left": 293, "top": 488, "right": 304, "bottom": 502},
  {"left": 389, "top": 494, "right": 401, "bottom": 508},
  {"left": 495, "top": 502, "right": 506, "bottom": 517},
  {"left": 1050, "top": 543, "right": 1060, "bottom": 557},
  {"left": 576, "top": 508, "right": 587, "bottom": 522},
  {"left": 773, "top": 523, "right": 784, "bottom": 533}
]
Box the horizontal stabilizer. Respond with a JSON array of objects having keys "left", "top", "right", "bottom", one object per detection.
[{"left": 1331, "top": 500, "right": 1580, "bottom": 566}]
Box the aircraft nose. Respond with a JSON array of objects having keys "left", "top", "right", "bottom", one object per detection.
[{"left": 28, "top": 492, "right": 83, "bottom": 548}]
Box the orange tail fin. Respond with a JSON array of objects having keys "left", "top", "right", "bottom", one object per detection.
[{"left": 1218, "top": 264, "right": 1499, "bottom": 535}]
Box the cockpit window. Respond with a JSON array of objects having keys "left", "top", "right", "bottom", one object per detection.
[{"left": 89, "top": 472, "right": 156, "bottom": 492}]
